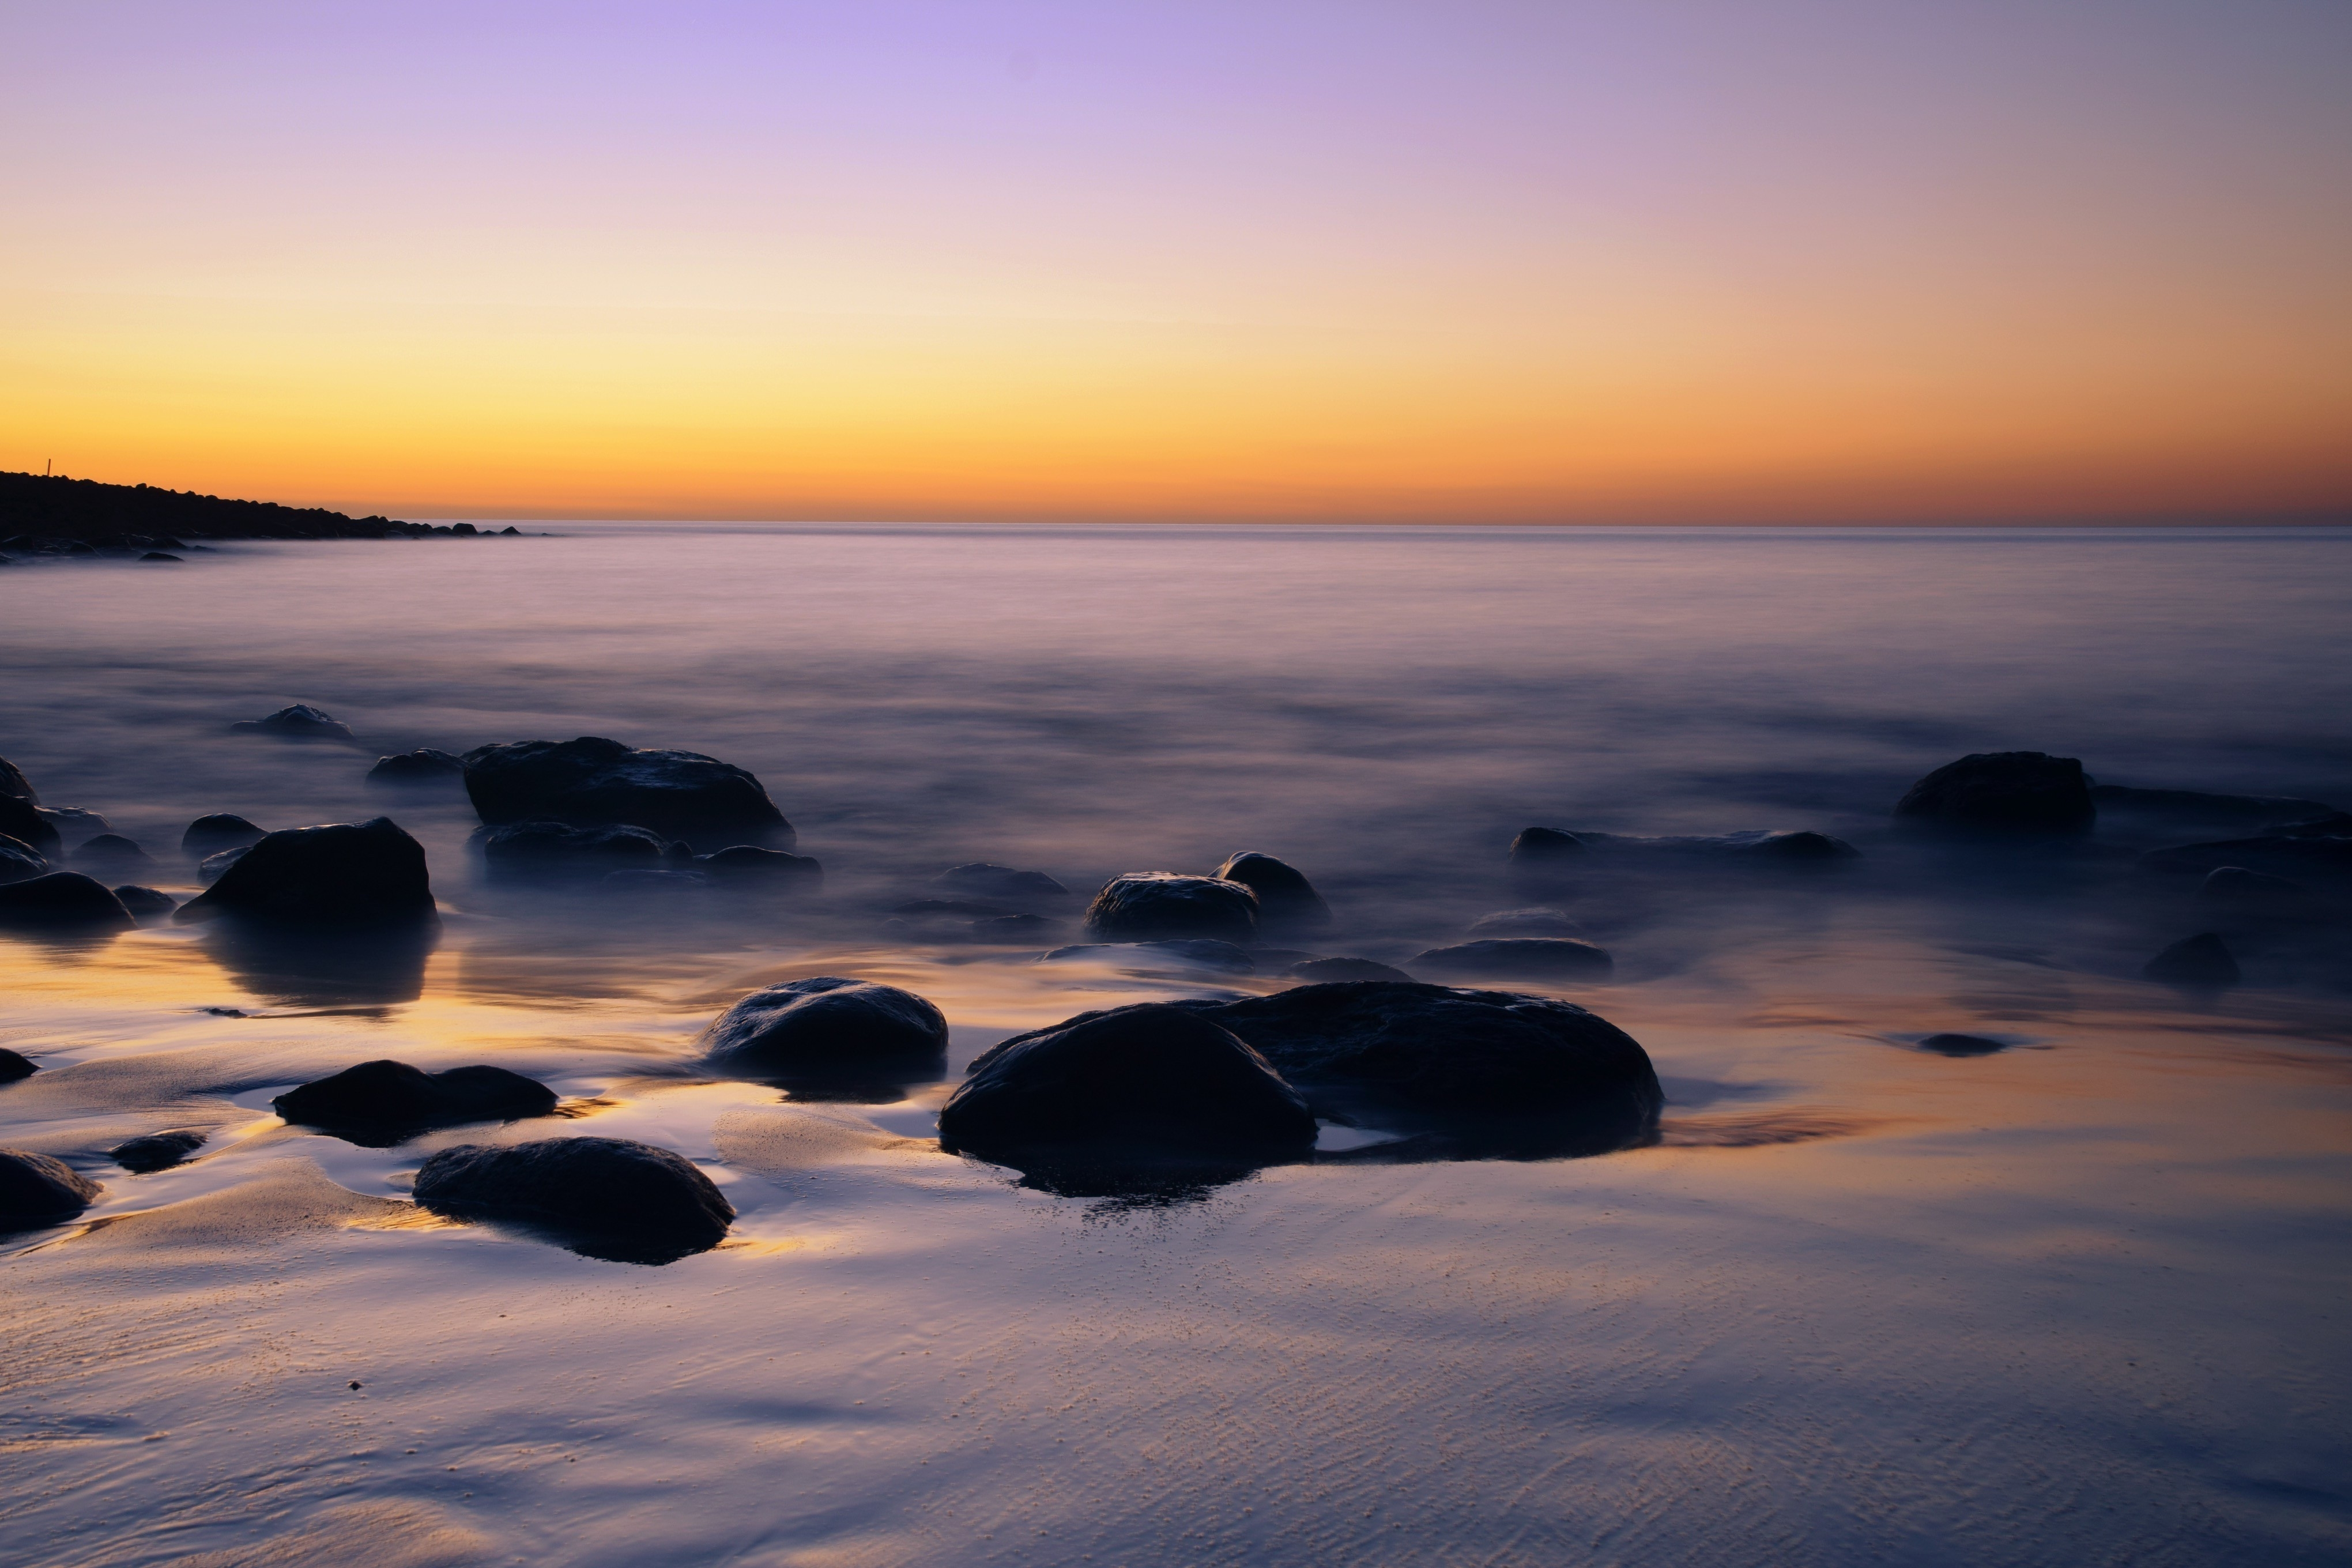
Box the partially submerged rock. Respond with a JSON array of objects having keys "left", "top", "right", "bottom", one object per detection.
[
  {"left": 1285, "top": 956, "right": 1414, "bottom": 982},
  {"left": 1083, "top": 873, "right": 1258, "bottom": 944},
  {"left": 1509, "top": 827, "right": 1585, "bottom": 865},
  {"left": 942, "top": 1004, "right": 1317, "bottom": 1175},
  {"left": 0, "top": 1148, "right": 101, "bottom": 1231},
  {"left": 1212, "top": 852, "right": 1331, "bottom": 926},
  {"left": 111, "top": 1130, "right": 207, "bottom": 1173},
  {"left": 0, "top": 872, "right": 136, "bottom": 931},
  {"left": 2140, "top": 835, "right": 2352, "bottom": 889},
  {"left": 175, "top": 817, "right": 436, "bottom": 929},
  {"left": 0, "top": 1047, "right": 35, "bottom": 1083},
  {"left": 230, "top": 703, "right": 355, "bottom": 740},
  {"left": 198, "top": 845, "right": 250, "bottom": 885},
  {"left": 112, "top": 885, "right": 178, "bottom": 921},
  {"left": 73, "top": 833, "right": 155, "bottom": 877},
  {"left": 935, "top": 863, "right": 1069, "bottom": 902},
  {"left": 1182, "top": 981, "right": 1661, "bottom": 1133},
  {"left": 2091, "top": 785, "right": 2335, "bottom": 832},
  {"left": 367, "top": 748, "right": 466, "bottom": 786},
  {"left": 1410, "top": 938, "right": 1613, "bottom": 982},
  {"left": 1040, "top": 940, "right": 1255, "bottom": 974},
  {"left": 696, "top": 845, "right": 822, "bottom": 888},
  {"left": 701, "top": 977, "right": 949, "bottom": 1087},
  {"left": 1918, "top": 1032, "right": 2008, "bottom": 1057},
  {"left": 1468, "top": 908, "right": 1581, "bottom": 938},
  {"left": 183, "top": 813, "right": 267, "bottom": 860},
  {"left": 273, "top": 1059, "right": 559, "bottom": 1143},
  {"left": 0, "top": 756, "right": 35, "bottom": 803},
  {"left": 462, "top": 737, "right": 790, "bottom": 848},
  {"left": 0, "top": 794, "right": 59, "bottom": 855},
  {"left": 413, "top": 1137, "right": 734, "bottom": 1263},
  {"left": 2142, "top": 933, "right": 2240, "bottom": 987},
  {"left": 1894, "top": 751, "right": 2094, "bottom": 831},
  {"left": 0, "top": 833, "right": 47, "bottom": 885},
  {"left": 477, "top": 820, "right": 671, "bottom": 879}
]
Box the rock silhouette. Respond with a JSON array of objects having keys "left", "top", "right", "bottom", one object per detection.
[
  {"left": 174, "top": 817, "right": 436, "bottom": 929},
  {"left": 478, "top": 820, "right": 672, "bottom": 879},
  {"left": 935, "top": 863, "right": 1069, "bottom": 903},
  {"left": 229, "top": 703, "right": 355, "bottom": 741},
  {"left": 183, "top": 813, "right": 267, "bottom": 860},
  {"left": 695, "top": 845, "right": 823, "bottom": 888},
  {"left": 1509, "top": 827, "right": 1585, "bottom": 865},
  {"left": 0, "top": 1048, "right": 35, "bottom": 1083},
  {"left": 1411, "top": 938, "right": 1614, "bottom": 982},
  {"left": 1212, "top": 852, "right": 1331, "bottom": 926},
  {"left": 2091, "top": 785, "right": 2335, "bottom": 832},
  {"left": 0, "top": 794, "right": 60, "bottom": 855},
  {"left": 0, "top": 756, "right": 35, "bottom": 802},
  {"left": 0, "top": 1148, "right": 101, "bottom": 1231},
  {"left": 198, "top": 846, "right": 251, "bottom": 884},
  {"left": 367, "top": 748, "right": 465, "bottom": 786},
  {"left": 273, "top": 1059, "right": 559, "bottom": 1144},
  {"left": 462, "top": 737, "right": 791, "bottom": 848},
  {"left": 1918, "top": 1032, "right": 2008, "bottom": 1056},
  {"left": 73, "top": 833, "right": 154, "bottom": 878},
  {"left": 0, "top": 834, "right": 47, "bottom": 885},
  {"left": 1083, "top": 873, "right": 1258, "bottom": 944},
  {"left": 702, "top": 977, "right": 948, "bottom": 1088},
  {"left": 112, "top": 885, "right": 177, "bottom": 921},
  {"left": 1894, "top": 751, "right": 2094, "bottom": 831},
  {"left": 0, "top": 872, "right": 136, "bottom": 930},
  {"left": 413, "top": 1137, "right": 734, "bottom": 1263},
  {"left": 110, "top": 1130, "right": 207, "bottom": 1173},
  {"left": 1285, "top": 957, "right": 1414, "bottom": 982}
]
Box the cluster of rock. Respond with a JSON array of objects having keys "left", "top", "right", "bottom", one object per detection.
[{"left": 0, "top": 470, "right": 533, "bottom": 555}]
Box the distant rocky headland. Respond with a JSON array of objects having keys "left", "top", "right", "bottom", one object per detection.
[{"left": 0, "top": 470, "right": 522, "bottom": 561}]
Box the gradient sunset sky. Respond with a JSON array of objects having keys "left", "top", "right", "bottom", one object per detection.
[{"left": 5, "top": 1, "right": 2347, "bottom": 523}]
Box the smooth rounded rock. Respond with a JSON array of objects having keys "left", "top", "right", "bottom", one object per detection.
[
  {"left": 73, "top": 833, "right": 154, "bottom": 877},
  {"left": 367, "top": 748, "right": 465, "bottom": 786},
  {"left": 229, "top": 703, "right": 355, "bottom": 740},
  {"left": 0, "top": 1047, "right": 35, "bottom": 1083},
  {"left": 111, "top": 1130, "right": 206, "bottom": 1173},
  {"left": 943, "top": 1004, "right": 1317, "bottom": 1163},
  {"left": 1212, "top": 851, "right": 1330, "bottom": 926},
  {"left": 478, "top": 820, "right": 671, "bottom": 879},
  {"left": 1918, "top": 1032, "right": 2008, "bottom": 1057},
  {"left": 0, "top": 872, "right": 136, "bottom": 930},
  {"left": 461, "top": 736, "right": 790, "bottom": 847},
  {"left": 112, "top": 885, "right": 178, "bottom": 920},
  {"left": 2142, "top": 933, "right": 2240, "bottom": 987},
  {"left": 696, "top": 844, "right": 823, "bottom": 888},
  {"left": 1083, "top": 873, "right": 1258, "bottom": 944},
  {"left": 273, "top": 1059, "right": 559, "bottom": 1143},
  {"left": 0, "top": 794, "right": 59, "bottom": 855},
  {"left": 198, "top": 845, "right": 250, "bottom": 884},
  {"left": 413, "top": 1136, "right": 734, "bottom": 1263},
  {"left": 183, "top": 813, "right": 267, "bottom": 860},
  {"left": 0, "top": 756, "right": 35, "bottom": 803},
  {"left": 936, "top": 863, "right": 1069, "bottom": 902},
  {"left": 0, "top": 1148, "right": 101, "bottom": 1231},
  {"left": 1410, "top": 938, "right": 1613, "bottom": 982},
  {"left": 1509, "top": 827, "right": 1585, "bottom": 865},
  {"left": 0, "top": 833, "right": 47, "bottom": 885},
  {"left": 1894, "top": 751, "right": 2094, "bottom": 831},
  {"left": 702, "top": 977, "right": 949, "bottom": 1084},
  {"left": 175, "top": 817, "right": 435, "bottom": 929}
]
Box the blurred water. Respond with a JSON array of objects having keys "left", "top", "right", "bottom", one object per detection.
[{"left": 1, "top": 525, "right": 2347, "bottom": 1568}]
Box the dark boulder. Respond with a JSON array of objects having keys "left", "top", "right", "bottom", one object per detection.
[
  {"left": 1040, "top": 939, "right": 1256, "bottom": 974},
  {"left": 701, "top": 977, "right": 949, "bottom": 1087},
  {"left": 174, "top": 817, "right": 436, "bottom": 929},
  {"left": 477, "top": 820, "right": 670, "bottom": 879},
  {"left": 0, "top": 872, "right": 135, "bottom": 931},
  {"left": 1509, "top": 827, "right": 1586, "bottom": 865},
  {"left": 199, "top": 845, "right": 250, "bottom": 884},
  {"left": 111, "top": 1130, "right": 206, "bottom": 1173},
  {"left": 936, "top": 863, "right": 1069, "bottom": 902},
  {"left": 1894, "top": 752, "right": 2094, "bottom": 831},
  {"left": 0, "top": 756, "right": 35, "bottom": 803},
  {"left": 2091, "top": 785, "right": 2336, "bottom": 832},
  {"left": 2142, "top": 933, "right": 2240, "bottom": 987},
  {"left": 0, "top": 834, "right": 46, "bottom": 885},
  {"left": 1468, "top": 908, "right": 1582, "bottom": 938},
  {"left": 1286, "top": 956, "right": 1414, "bottom": 982},
  {"left": 1083, "top": 873, "right": 1258, "bottom": 944},
  {"left": 138, "top": 551, "right": 182, "bottom": 561},
  {"left": 37, "top": 806, "right": 110, "bottom": 840},
  {"left": 1411, "top": 938, "right": 1613, "bottom": 982},
  {"left": 0, "top": 795, "right": 59, "bottom": 854},
  {"left": 273, "top": 1059, "right": 559, "bottom": 1144},
  {"left": 696, "top": 845, "right": 822, "bottom": 888},
  {"left": 112, "top": 885, "right": 178, "bottom": 921},
  {"left": 1212, "top": 852, "right": 1331, "bottom": 926},
  {"left": 1918, "top": 1032, "right": 2008, "bottom": 1057},
  {"left": 942, "top": 1005, "right": 1317, "bottom": 1174},
  {"left": 1183, "top": 981, "right": 1661, "bottom": 1133},
  {"left": 413, "top": 1137, "right": 734, "bottom": 1263},
  {"left": 229, "top": 703, "right": 355, "bottom": 740},
  {"left": 183, "top": 813, "right": 267, "bottom": 860},
  {"left": 0, "top": 1047, "right": 35, "bottom": 1083},
  {"left": 367, "top": 748, "right": 466, "bottom": 786},
  {"left": 73, "top": 833, "right": 155, "bottom": 878},
  {"left": 461, "top": 737, "right": 790, "bottom": 848},
  {"left": 0, "top": 1149, "right": 101, "bottom": 1231}
]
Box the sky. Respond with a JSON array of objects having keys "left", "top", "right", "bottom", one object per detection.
[{"left": 3, "top": 0, "right": 2348, "bottom": 523}]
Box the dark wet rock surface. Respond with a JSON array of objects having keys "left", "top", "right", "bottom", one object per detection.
[
  {"left": 1212, "top": 851, "right": 1330, "bottom": 927},
  {"left": 112, "top": 884, "right": 178, "bottom": 921},
  {"left": 273, "top": 1059, "right": 560, "bottom": 1145},
  {"left": 2143, "top": 933, "right": 2241, "bottom": 987},
  {"left": 0, "top": 756, "right": 34, "bottom": 802},
  {"left": 367, "top": 748, "right": 466, "bottom": 786},
  {"left": 1042, "top": 940, "right": 1256, "bottom": 974},
  {"left": 0, "top": 872, "right": 136, "bottom": 930},
  {"left": 1410, "top": 938, "right": 1614, "bottom": 982},
  {"left": 413, "top": 1136, "right": 734, "bottom": 1264},
  {"left": 943, "top": 1004, "right": 1318, "bottom": 1189},
  {"left": 0, "top": 1148, "right": 101, "bottom": 1231},
  {"left": 1509, "top": 827, "right": 1585, "bottom": 865},
  {"left": 1286, "top": 956, "right": 1415, "bottom": 982},
  {"left": 1894, "top": 751, "right": 2095, "bottom": 831},
  {"left": 1083, "top": 873, "right": 1258, "bottom": 944},
  {"left": 0, "top": 1047, "right": 35, "bottom": 1084},
  {"left": 182, "top": 813, "right": 267, "bottom": 860},
  {"left": 1918, "top": 1032, "right": 2010, "bottom": 1057},
  {"left": 702, "top": 977, "right": 949, "bottom": 1092},
  {"left": 478, "top": 820, "right": 672, "bottom": 879},
  {"left": 1181, "top": 981, "right": 1663, "bottom": 1139},
  {"left": 229, "top": 703, "right": 355, "bottom": 740},
  {"left": 175, "top": 817, "right": 435, "bottom": 929},
  {"left": 198, "top": 845, "right": 250, "bottom": 884},
  {"left": 0, "top": 794, "right": 61, "bottom": 854},
  {"left": 110, "top": 1130, "right": 207, "bottom": 1173},
  {"left": 0, "top": 834, "right": 46, "bottom": 885},
  {"left": 936, "top": 863, "right": 1069, "bottom": 902},
  {"left": 462, "top": 736, "right": 790, "bottom": 848}
]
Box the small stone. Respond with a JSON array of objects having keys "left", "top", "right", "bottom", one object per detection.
[
  {"left": 1917, "top": 1033, "right": 2007, "bottom": 1056},
  {"left": 229, "top": 703, "right": 355, "bottom": 741},
  {"left": 0, "top": 1047, "right": 36, "bottom": 1083},
  {"left": 111, "top": 1130, "right": 206, "bottom": 1173}
]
